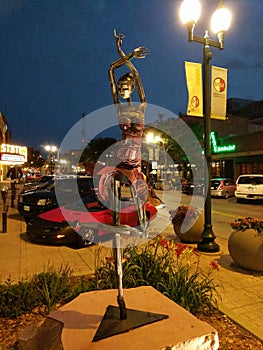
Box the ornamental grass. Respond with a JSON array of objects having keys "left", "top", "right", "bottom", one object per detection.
[{"left": 91, "top": 235, "right": 220, "bottom": 314}]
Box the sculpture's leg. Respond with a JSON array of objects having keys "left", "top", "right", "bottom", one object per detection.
[
  {"left": 130, "top": 183, "right": 147, "bottom": 237},
  {"left": 112, "top": 177, "right": 127, "bottom": 320}
]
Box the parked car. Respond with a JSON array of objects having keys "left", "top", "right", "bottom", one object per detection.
[
  {"left": 182, "top": 178, "right": 205, "bottom": 196},
  {"left": 21, "top": 175, "right": 54, "bottom": 193},
  {"left": 235, "top": 174, "right": 263, "bottom": 202},
  {"left": 18, "top": 177, "right": 94, "bottom": 222},
  {"left": 211, "top": 178, "right": 236, "bottom": 199},
  {"left": 25, "top": 171, "right": 41, "bottom": 181},
  {"left": 154, "top": 179, "right": 171, "bottom": 191},
  {"left": 26, "top": 194, "right": 158, "bottom": 247}
]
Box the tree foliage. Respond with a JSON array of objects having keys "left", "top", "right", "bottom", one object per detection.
[
  {"left": 80, "top": 137, "right": 117, "bottom": 163},
  {"left": 146, "top": 117, "right": 204, "bottom": 163},
  {"left": 25, "top": 148, "right": 45, "bottom": 168}
]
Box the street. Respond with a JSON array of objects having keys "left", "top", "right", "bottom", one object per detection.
[{"left": 152, "top": 189, "right": 263, "bottom": 243}]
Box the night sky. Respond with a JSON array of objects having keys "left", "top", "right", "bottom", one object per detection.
[{"left": 0, "top": 0, "right": 262, "bottom": 151}]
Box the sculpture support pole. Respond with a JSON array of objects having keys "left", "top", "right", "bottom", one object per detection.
[
  {"left": 112, "top": 177, "right": 127, "bottom": 320},
  {"left": 115, "top": 232, "right": 127, "bottom": 319}
]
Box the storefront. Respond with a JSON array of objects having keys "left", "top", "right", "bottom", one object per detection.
[
  {"left": 0, "top": 143, "right": 28, "bottom": 182},
  {"left": 211, "top": 130, "right": 263, "bottom": 180}
]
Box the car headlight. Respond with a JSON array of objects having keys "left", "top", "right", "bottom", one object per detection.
[
  {"left": 37, "top": 198, "right": 54, "bottom": 206},
  {"left": 37, "top": 199, "right": 47, "bottom": 206}
]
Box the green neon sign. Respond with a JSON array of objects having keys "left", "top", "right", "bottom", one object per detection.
[{"left": 210, "top": 132, "right": 236, "bottom": 153}]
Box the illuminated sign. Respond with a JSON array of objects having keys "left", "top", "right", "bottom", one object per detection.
[
  {"left": 152, "top": 161, "right": 158, "bottom": 170},
  {"left": 0, "top": 143, "right": 27, "bottom": 163},
  {"left": 210, "top": 132, "right": 236, "bottom": 153}
]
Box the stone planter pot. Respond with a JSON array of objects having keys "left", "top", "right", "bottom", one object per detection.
[
  {"left": 173, "top": 213, "right": 204, "bottom": 243},
  {"left": 228, "top": 229, "right": 263, "bottom": 271}
]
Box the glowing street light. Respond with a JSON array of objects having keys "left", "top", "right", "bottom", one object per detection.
[
  {"left": 146, "top": 132, "right": 162, "bottom": 144},
  {"left": 44, "top": 145, "right": 57, "bottom": 153},
  {"left": 179, "top": 0, "right": 232, "bottom": 253},
  {"left": 44, "top": 145, "right": 57, "bottom": 175}
]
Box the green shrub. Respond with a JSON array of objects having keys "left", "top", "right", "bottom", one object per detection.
[
  {"left": 0, "top": 278, "right": 42, "bottom": 317},
  {"left": 91, "top": 236, "right": 220, "bottom": 314},
  {"left": 0, "top": 236, "right": 220, "bottom": 317},
  {"left": 34, "top": 264, "right": 73, "bottom": 313},
  {"left": 0, "top": 265, "right": 73, "bottom": 317}
]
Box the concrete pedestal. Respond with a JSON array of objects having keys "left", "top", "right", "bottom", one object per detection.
[{"left": 19, "top": 286, "right": 219, "bottom": 350}]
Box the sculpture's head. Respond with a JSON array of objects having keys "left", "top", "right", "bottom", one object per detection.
[{"left": 117, "top": 72, "right": 135, "bottom": 99}]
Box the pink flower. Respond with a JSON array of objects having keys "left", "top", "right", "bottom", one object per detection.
[
  {"left": 210, "top": 261, "right": 219, "bottom": 271},
  {"left": 159, "top": 239, "right": 169, "bottom": 249},
  {"left": 174, "top": 243, "right": 189, "bottom": 258},
  {"left": 105, "top": 256, "right": 114, "bottom": 263}
]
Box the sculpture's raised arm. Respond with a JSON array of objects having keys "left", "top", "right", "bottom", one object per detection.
[{"left": 109, "top": 30, "right": 149, "bottom": 104}]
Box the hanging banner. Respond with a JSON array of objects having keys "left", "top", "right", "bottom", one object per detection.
[
  {"left": 185, "top": 61, "right": 203, "bottom": 117},
  {"left": 211, "top": 66, "right": 228, "bottom": 120}
]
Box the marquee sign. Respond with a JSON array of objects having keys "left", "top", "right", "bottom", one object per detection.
[{"left": 0, "top": 143, "right": 27, "bottom": 164}]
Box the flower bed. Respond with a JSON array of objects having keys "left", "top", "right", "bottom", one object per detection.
[
  {"left": 230, "top": 217, "right": 263, "bottom": 234},
  {"left": 92, "top": 235, "right": 219, "bottom": 314},
  {"left": 169, "top": 205, "right": 204, "bottom": 243},
  {"left": 229, "top": 217, "right": 263, "bottom": 271}
]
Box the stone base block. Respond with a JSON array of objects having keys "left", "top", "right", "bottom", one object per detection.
[{"left": 19, "top": 286, "right": 219, "bottom": 350}]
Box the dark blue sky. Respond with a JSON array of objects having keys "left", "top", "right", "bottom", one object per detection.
[{"left": 0, "top": 0, "right": 262, "bottom": 150}]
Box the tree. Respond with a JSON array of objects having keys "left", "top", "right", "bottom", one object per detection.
[
  {"left": 146, "top": 117, "right": 204, "bottom": 163},
  {"left": 80, "top": 137, "right": 117, "bottom": 163},
  {"left": 25, "top": 147, "right": 45, "bottom": 168}
]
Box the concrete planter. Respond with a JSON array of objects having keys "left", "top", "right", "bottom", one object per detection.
[
  {"left": 228, "top": 229, "right": 263, "bottom": 271},
  {"left": 173, "top": 212, "right": 204, "bottom": 243}
]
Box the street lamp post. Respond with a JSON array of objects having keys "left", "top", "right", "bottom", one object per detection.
[
  {"left": 146, "top": 132, "right": 161, "bottom": 161},
  {"left": 180, "top": 0, "right": 232, "bottom": 252},
  {"left": 145, "top": 132, "right": 162, "bottom": 178},
  {"left": 44, "top": 145, "right": 57, "bottom": 175}
]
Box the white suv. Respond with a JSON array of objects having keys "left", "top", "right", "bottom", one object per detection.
[{"left": 235, "top": 174, "right": 263, "bottom": 202}]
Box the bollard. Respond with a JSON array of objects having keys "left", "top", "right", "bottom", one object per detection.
[
  {"left": 1, "top": 186, "right": 9, "bottom": 233},
  {"left": 11, "top": 181, "right": 16, "bottom": 208},
  {"left": 2, "top": 205, "right": 8, "bottom": 233}
]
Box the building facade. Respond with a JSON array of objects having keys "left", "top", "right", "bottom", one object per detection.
[
  {"left": 211, "top": 130, "right": 263, "bottom": 180},
  {"left": 182, "top": 98, "right": 263, "bottom": 181},
  {"left": 0, "top": 112, "right": 27, "bottom": 181}
]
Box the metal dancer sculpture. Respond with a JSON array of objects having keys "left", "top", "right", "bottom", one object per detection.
[
  {"left": 92, "top": 31, "right": 168, "bottom": 342},
  {"left": 99, "top": 30, "right": 149, "bottom": 230},
  {"left": 111, "top": 30, "right": 148, "bottom": 317},
  {"left": 92, "top": 31, "right": 167, "bottom": 341}
]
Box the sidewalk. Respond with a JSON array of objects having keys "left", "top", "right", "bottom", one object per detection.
[
  {"left": 0, "top": 195, "right": 262, "bottom": 344},
  {"left": 164, "top": 224, "right": 263, "bottom": 343},
  {"left": 0, "top": 206, "right": 110, "bottom": 282}
]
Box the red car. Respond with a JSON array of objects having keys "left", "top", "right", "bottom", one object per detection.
[{"left": 26, "top": 194, "right": 157, "bottom": 247}]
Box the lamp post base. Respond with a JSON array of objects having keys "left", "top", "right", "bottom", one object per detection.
[{"left": 197, "top": 227, "right": 220, "bottom": 253}]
